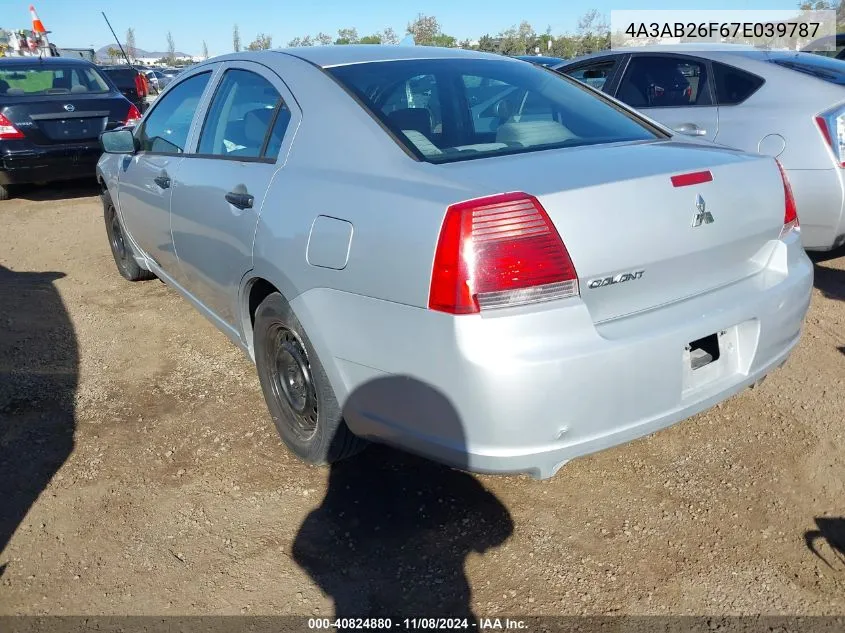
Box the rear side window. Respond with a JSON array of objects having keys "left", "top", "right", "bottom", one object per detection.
[
  {"left": 712, "top": 62, "right": 764, "bottom": 105},
  {"left": 137, "top": 71, "right": 211, "bottom": 153},
  {"left": 767, "top": 52, "right": 845, "bottom": 86},
  {"left": 327, "top": 58, "right": 660, "bottom": 164},
  {"left": 565, "top": 59, "right": 618, "bottom": 91},
  {"left": 0, "top": 64, "right": 110, "bottom": 96},
  {"left": 197, "top": 69, "right": 290, "bottom": 160},
  {"left": 616, "top": 56, "right": 711, "bottom": 108}
]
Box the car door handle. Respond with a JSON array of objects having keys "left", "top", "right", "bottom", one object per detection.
[
  {"left": 225, "top": 191, "right": 254, "bottom": 210},
  {"left": 673, "top": 123, "right": 707, "bottom": 137},
  {"left": 153, "top": 173, "right": 171, "bottom": 189}
]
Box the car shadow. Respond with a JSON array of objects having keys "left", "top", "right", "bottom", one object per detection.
[
  {"left": 292, "top": 376, "right": 514, "bottom": 622},
  {"left": 11, "top": 180, "right": 100, "bottom": 202},
  {"left": 809, "top": 245, "right": 845, "bottom": 302},
  {"left": 805, "top": 517, "right": 845, "bottom": 570},
  {"left": 0, "top": 265, "right": 78, "bottom": 564}
]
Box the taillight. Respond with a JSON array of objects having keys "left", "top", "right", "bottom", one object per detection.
[
  {"left": 815, "top": 106, "right": 845, "bottom": 167},
  {"left": 122, "top": 104, "right": 142, "bottom": 126},
  {"left": 0, "top": 112, "right": 24, "bottom": 140},
  {"left": 428, "top": 192, "right": 579, "bottom": 315},
  {"left": 134, "top": 73, "right": 147, "bottom": 98},
  {"left": 775, "top": 159, "right": 799, "bottom": 239}
]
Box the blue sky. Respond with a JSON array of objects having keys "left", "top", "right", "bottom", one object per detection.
[{"left": 12, "top": 0, "right": 804, "bottom": 56}]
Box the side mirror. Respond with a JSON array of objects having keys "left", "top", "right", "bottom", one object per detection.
[{"left": 100, "top": 128, "right": 137, "bottom": 154}]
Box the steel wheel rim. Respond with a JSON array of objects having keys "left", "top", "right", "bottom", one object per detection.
[
  {"left": 267, "top": 324, "right": 319, "bottom": 441},
  {"left": 109, "top": 207, "right": 127, "bottom": 261}
]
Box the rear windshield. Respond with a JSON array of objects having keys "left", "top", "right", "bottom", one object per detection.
[
  {"left": 101, "top": 68, "right": 138, "bottom": 85},
  {"left": 766, "top": 52, "right": 845, "bottom": 86},
  {"left": 0, "top": 64, "right": 111, "bottom": 96},
  {"left": 327, "top": 58, "right": 661, "bottom": 164}
]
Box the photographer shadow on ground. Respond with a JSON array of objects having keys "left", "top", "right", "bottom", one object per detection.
[
  {"left": 805, "top": 517, "right": 845, "bottom": 570},
  {"left": 0, "top": 265, "right": 78, "bottom": 573},
  {"left": 292, "top": 376, "right": 514, "bottom": 622},
  {"left": 809, "top": 245, "right": 845, "bottom": 302}
]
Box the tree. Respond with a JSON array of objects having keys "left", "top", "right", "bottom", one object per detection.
[
  {"left": 431, "top": 34, "right": 457, "bottom": 47},
  {"left": 233, "top": 24, "right": 241, "bottom": 52},
  {"left": 497, "top": 21, "right": 536, "bottom": 55},
  {"left": 407, "top": 13, "right": 440, "bottom": 45},
  {"left": 247, "top": 33, "right": 273, "bottom": 50},
  {"left": 335, "top": 27, "right": 359, "bottom": 45},
  {"left": 317, "top": 32, "right": 333, "bottom": 46},
  {"left": 576, "top": 9, "right": 610, "bottom": 54},
  {"left": 106, "top": 46, "right": 121, "bottom": 63},
  {"left": 477, "top": 34, "right": 497, "bottom": 52},
  {"left": 380, "top": 27, "right": 399, "bottom": 45},
  {"left": 166, "top": 31, "right": 176, "bottom": 63},
  {"left": 300, "top": 35, "right": 314, "bottom": 47},
  {"left": 288, "top": 37, "right": 302, "bottom": 47},
  {"left": 798, "top": 0, "right": 838, "bottom": 8},
  {"left": 360, "top": 35, "right": 381, "bottom": 44},
  {"left": 125, "top": 27, "right": 136, "bottom": 62}
]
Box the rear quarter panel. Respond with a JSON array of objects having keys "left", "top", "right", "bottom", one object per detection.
[{"left": 709, "top": 54, "right": 845, "bottom": 170}]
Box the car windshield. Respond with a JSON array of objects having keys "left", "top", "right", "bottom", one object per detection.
[
  {"left": 765, "top": 51, "right": 845, "bottom": 86},
  {"left": 0, "top": 64, "right": 111, "bottom": 96},
  {"left": 327, "top": 58, "right": 661, "bottom": 164}
]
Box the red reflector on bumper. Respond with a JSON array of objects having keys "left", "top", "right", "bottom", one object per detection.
[{"left": 671, "top": 170, "right": 713, "bottom": 187}]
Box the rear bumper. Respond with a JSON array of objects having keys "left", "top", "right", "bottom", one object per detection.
[
  {"left": 786, "top": 167, "right": 845, "bottom": 251},
  {"left": 290, "top": 235, "right": 813, "bottom": 479},
  {"left": 0, "top": 143, "right": 101, "bottom": 185}
]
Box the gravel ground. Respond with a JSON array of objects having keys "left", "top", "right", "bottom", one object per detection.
[{"left": 1, "top": 181, "right": 845, "bottom": 618}]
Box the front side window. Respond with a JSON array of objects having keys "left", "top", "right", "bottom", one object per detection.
[
  {"left": 328, "top": 58, "right": 660, "bottom": 164},
  {"left": 0, "top": 64, "right": 110, "bottom": 96},
  {"left": 617, "top": 56, "right": 710, "bottom": 108},
  {"left": 137, "top": 71, "right": 211, "bottom": 153},
  {"left": 197, "top": 69, "right": 289, "bottom": 159},
  {"left": 565, "top": 59, "right": 617, "bottom": 91}
]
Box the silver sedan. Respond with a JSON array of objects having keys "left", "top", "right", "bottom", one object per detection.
[
  {"left": 554, "top": 45, "right": 845, "bottom": 252},
  {"left": 97, "top": 46, "right": 813, "bottom": 479}
]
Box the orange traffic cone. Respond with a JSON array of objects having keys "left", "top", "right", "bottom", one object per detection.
[{"left": 30, "top": 5, "right": 47, "bottom": 34}]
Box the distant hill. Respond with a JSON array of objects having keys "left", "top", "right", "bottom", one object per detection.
[{"left": 95, "top": 45, "right": 191, "bottom": 61}]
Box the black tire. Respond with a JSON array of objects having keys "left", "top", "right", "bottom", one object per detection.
[
  {"left": 0, "top": 183, "right": 9, "bottom": 201},
  {"left": 102, "top": 189, "right": 155, "bottom": 282},
  {"left": 254, "top": 292, "right": 366, "bottom": 465}
]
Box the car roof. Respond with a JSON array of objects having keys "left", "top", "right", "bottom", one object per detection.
[
  {"left": 555, "top": 44, "right": 760, "bottom": 67},
  {"left": 0, "top": 56, "right": 95, "bottom": 67},
  {"left": 515, "top": 55, "right": 564, "bottom": 65},
  {"left": 225, "top": 45, "right": 511, "bottom": 68}
]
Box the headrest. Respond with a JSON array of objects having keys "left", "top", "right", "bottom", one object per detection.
[
  {"left": 244, "top": 107, "right": 274, "bottom": 144},
  {"left": 387, "top": 108, "right": 432, "bottom": 137}
]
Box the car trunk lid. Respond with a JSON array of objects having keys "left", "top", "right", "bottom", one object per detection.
[
  {"left": 1, "top": 96, "right": 128, "bottom": 145},
  {"left": 439, "top": 140, "right": 786, "bottom": 323}
]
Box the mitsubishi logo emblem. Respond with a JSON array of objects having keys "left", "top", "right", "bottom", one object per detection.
[{"left": 692, "top": 194, "right": 714, "bottom": 227}]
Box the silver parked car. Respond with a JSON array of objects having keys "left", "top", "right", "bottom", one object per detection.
[
  {"left": 555, "top": 45, "right": 845, "bottom": 252},
  {"left": 96, "top": 46, "right": 813, "bottom": 479}
]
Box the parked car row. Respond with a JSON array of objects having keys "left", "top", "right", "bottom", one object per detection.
[
  {"left": 93, "top": 46, "right": 813, "bottom": 478},
  {"left": 551, "top": 46, "right": 845, "bottom": 252},
  {"left": 0, "top": 56, "right": 141, "bottom": 200}
]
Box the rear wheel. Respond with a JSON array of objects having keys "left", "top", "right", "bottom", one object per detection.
[
  {"left": 102, "top": 189, "right": 155, "bottom": 282},
  {"left": 0, "top": 183, "right": 9, "bottom": 201},
  {"left": 254, "top": 292, "right": 366, "bottom": 465}
]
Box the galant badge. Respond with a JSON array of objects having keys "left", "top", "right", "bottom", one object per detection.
[
  {"left": 63, "top": 104, "right": 75, "bottom": 112},
  {"left": 692, "top": 194, "right": 714, "bottom": 227},
  {"left": 588, "top": 270, "right": 645, "bottom": 289}
]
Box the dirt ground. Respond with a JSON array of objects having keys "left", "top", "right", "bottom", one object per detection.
[{"left": 1, "top": 181, "right": 845, "bottom": 618}]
